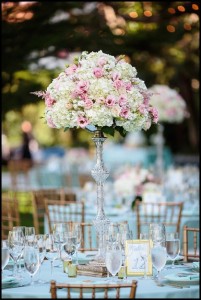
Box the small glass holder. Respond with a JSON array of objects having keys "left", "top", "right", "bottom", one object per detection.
[{"left": 68, "top": 261, "right": 77, "bottom": 278}]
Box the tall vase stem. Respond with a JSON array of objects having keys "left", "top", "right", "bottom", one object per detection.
[
  {"left": 91, "top": 130, "right": 110, "bottom": 262},
  {"left": 155, "top": 124, "right": 164, "bottom": 180}
]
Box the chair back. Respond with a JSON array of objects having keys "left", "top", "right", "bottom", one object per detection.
[
  {"left": 32, "top": 189, "right": 76, "bottom": 234},
  {"left": 183, "top": 226, "right": 200, "bottom": 262},
  {"left": 45, "top": 199, "right": 85, "bottom": 233},
  {"left": 136, "top": 201, "right": 183, "bottom": 238},
  {"left": 7, "top": 159, "right": 33, "bottom": 190},
  {"left": 2, "top": 195, "right": 20, "bottom": 239},
  {"left": 50, "top": 280, "right": 137, "bottom": 299}
]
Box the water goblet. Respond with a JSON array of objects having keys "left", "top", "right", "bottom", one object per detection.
[
  {"left": 8, "top": 230, "right": 25, "bottom": 278},
  {"left": 24, "top": 246, "right": 40, "bottom": 285},
  {"left": 25, "top": 227, "right": 35, "bottom": 246},
  {"left": 139, "top": 232, "right": 150, "bottom": 279},
  {"left": 13, "top": 226, "right": 26, "bottom": 273},
  {"left": 151, "top": 244, "right": 167, "bottom": 282},
  {"left": 166, "top": 232, "right": 180, "bottom": 269},
  {"left": 2, "top": 240, "right": 10, "bottom": 274},
  {"left": 45, "top": 234, "right": 59, "bottom": 279},
  {"left": 62, "top": 232, "right": 77, "bottom": 262},
  {"left": 52, "top": 223, "right": 68, "bottom": 267},
  {"left": 105, "top": 241, "right": 122, "bottom": 282},
  {"left": 34, "top": 234, "right": 47, "bottom": 283},
  {"left": 149, "top": 223, "right": 166, "bottom": 246}
]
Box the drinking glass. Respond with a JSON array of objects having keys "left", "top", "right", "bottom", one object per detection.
[
  {"left": 8, "top": 230, "right": 25, "bottom": 278},
  {"left": 105, "top": 242, "right": 122, "bottom": 282},
  {"left": 151, "top": 244, "right": 167, "bottom": 281},
  {"left": 62, "top": 232, "right": 77, "bottom": 262},
  {"left": 139, "top": 232, "right": 150, "bottom": 279},
  {"left": 52, "top": 223, "right": 68, "bottom": 267},
  {"left": 24, "top": 246, "right": 40, "bottom": 285},
  {"left": 149, "top": 223, "right": 166, "bottom": 246},
  {"left": 166, "top": 232, "right": 180, "bottom": 268},
  {"left": 13, "top": 226, "right": 26, "bottom": 273},
  {"left": 34, "top": 234, "right": 47, "bottom": 283},
  {"left": 105, "top": 222, "right": 120, "bottom": 243},
  {"left": 2, "top": 240, "right": 10, "bottom": 273},
  {"left": 45, "top": 234, "right": 58, "bottom": 278},
  {"left": 25, "top": 227, "right": 35, "bottom": 246}
]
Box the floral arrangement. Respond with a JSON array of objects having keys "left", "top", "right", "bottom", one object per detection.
[
  {"left": 113, "top": 166, "right": 155, "bottom": 198},
  {"left": 33, "top": 50, "right": 158, "bottom": 137},
  {"left": 148, "top": 84, "right": 189, "bottom": 123}
]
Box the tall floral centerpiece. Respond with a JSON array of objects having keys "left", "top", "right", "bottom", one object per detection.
[
  {"left": 33, "top": 50, "right": 158, "bottom": 262},
  {"left": 148, "top": 84, "right": 189, "bottom": 179}
]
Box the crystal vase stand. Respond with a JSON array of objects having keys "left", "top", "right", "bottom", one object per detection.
[
  {"left": 91, "top": 130, "right": 110, "bottom": 263},
  {"left": 155, "top": 124, "right": 164, "bottom": 180}
]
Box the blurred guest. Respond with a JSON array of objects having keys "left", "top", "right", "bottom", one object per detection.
[{"left": 20, "top": 121, "right": 38, "bottom": 161}]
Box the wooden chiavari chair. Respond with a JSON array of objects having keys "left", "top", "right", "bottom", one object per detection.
[
  {"left": 7, "top": 159, "right": 33, "bottom": 190},
  {"left": 183, "top": 226, "right": 200, "bottom": 262},
  {"left": 135, "top": 201, "right": 183, "bottom": 238},
  {"left": 32, "top": 188, "right": 76, "bottom": 234},
  {"left": 50, "top": 280, "right": 137, "bottom": 299},
  {"left": 2, "top": 195, "right": 20, "bottom": 239},
  {"left": 44, "top": 199, "right": 85, "bottom": 233}
]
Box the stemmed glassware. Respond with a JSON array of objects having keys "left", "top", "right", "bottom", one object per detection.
[
  {"left": 24, "top": 246, "right": 40, "bottom": 285},
  {"left": 149, "top": 223, "right": 166, "bottom": 246},
  {"left": 105, "top": 241, "right": 122, "bottom": 282},
  {"left": 34, "top": 234, "right": 47, "bottom": 283},
  {"left": 45, "top": 234, "right": 59, "bottom": 279},
  {"left": 166, "top": 232, "right": 180, "bottom": 268},
  {"left": 2, "top": 240, "right": 10, "bottom": 275},
  {"left": 151, "top": 244, "right": 167, "bottom": 282},
  {"left": 61, "top": 232, "right": 77, "bottom": 262},
  {"left": 7, "top": 230, "right": 25, "bottom": 278},
  {"left": 25, "top": 227, "right": 35, "bottom": 246},
  {"left": 52, "top": 223, "right": 68, "bottom": 267},
  {"left": 13, "top": 226, "right": 26, "bottom": 274}
]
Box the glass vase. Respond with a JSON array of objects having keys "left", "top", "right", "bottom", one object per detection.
[{"left": 91, "top": 130, "right": 110, "bottom": 263}]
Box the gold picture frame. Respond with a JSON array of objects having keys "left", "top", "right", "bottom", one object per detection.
[{"left": 125, "top": 239, "right": 153, "bottom": 276}]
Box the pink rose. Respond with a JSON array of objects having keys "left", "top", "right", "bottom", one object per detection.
[
  {"left": 73, "top": 80, "right": 89, "bottom": 97},
  {"left": 47, "top": 117, "right": 56, "bottom": 128},
  {"left": 93, "top": 67, "right": 103, "bottom": 78},
  {"left": 84, "top": 98, "right": 93, "bottom": 109},
  {"left": 45, "top": 92, "right": 56, "bottom": 107},
  {"left": 112, "top": 72, "right": 120, "bottom": 81},
  {"left": 77, "top": 116, "right": 89, "bottom": 128},
  {"left": 138, "top": 104, "right": 146, "bottom": 114},
  {"left": 65, "top": 64, "right": 77, "bottom": 75},
  {"left": 149, "top": 107, "right": 158, "bottom": 123},
  {"left": 97, "top": 97, "right": 105, "bottom": 104},
  {"left": 119, "top": 95, "right": 128, "bottom": 107},
  {"left": 125, "top": 82, "right": 132, "bottom": 91},
  {"left": 120, "top": 107, "right": 130, "bottom": 118},
  {"left": 105, "top": 95, "right": 116, "bottom": 107},
  {"left": 113, "top": 79, "right": 124, "bottom": 89},
  {"left": 97, "top": 57, "right": 107, "bottom": 67}
]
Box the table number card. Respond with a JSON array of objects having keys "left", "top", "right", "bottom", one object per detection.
[{"left": 125, "top": 240, "right": 153, "bottom": 276}]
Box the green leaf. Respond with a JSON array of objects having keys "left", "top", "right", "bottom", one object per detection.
[
  {"left": 64, "top": 127, "right": 69, "bottom": 132},
  {"left": 102, "top": 126, "right": 115, "bottom": 137},
  {"left": 115, "top": 126, "right": 127, "bottom": 137}
]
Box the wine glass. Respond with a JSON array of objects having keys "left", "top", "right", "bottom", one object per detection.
[
  {"left": 149, "top": 223, "right": 166, "bottom": 246},
  {"left": 139, "top": 232, "right": 150, "bottom": 279},
  {"left": 13, "top": 226, "right": 26, "bottom": 273},
  {"left": 25, "top": 227, "right": 35, "bottom": 246},
  {"left": 105, "top": 242, "right": 122, "bottom": 282},
  {"left": 7, "top": 230, "right": 25, "bottom": 278},
  {"left": 151, "top": 244, "right": 167, "bottom": 282},
  {"left": 34, "top": 234, "right": 47, "bottom": 283},
  {"left": 45, "top": 234, "right": 59, "bottom": 278},
  {"left": 52, "top": 223, "right": 68, "bottom": 267},
  {"left": 61, "top": 232, "right": 77, "bottom": 262},
  {"left": 2, "top": 240, "right": 10, "bottom": 274},
  {"left": 166, "top": 232, "right": 180, "bottom": 269},
  {"left": 24, "top": 246, "right": 40, "bottom": 285}
]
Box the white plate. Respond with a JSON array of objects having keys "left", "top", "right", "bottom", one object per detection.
[{"left": 164, "top": 272, "right": 199, "bottom": 284}]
